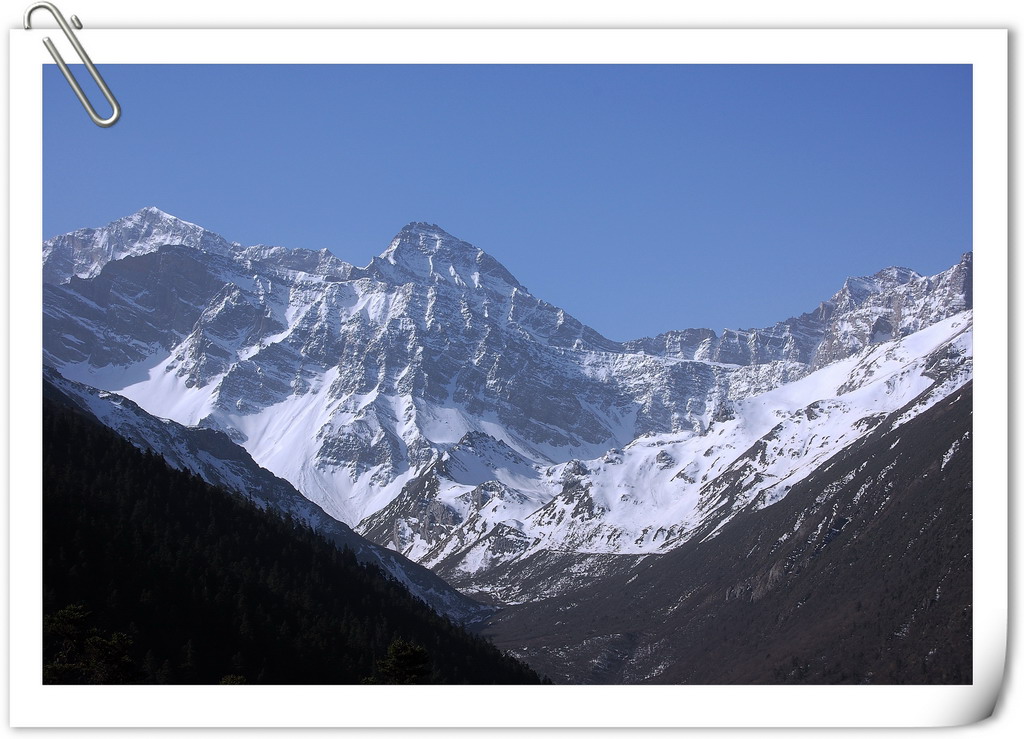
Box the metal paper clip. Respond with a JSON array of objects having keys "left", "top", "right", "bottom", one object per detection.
[{"left": 24, "top": 2, "right": 121, "bottom": 127}]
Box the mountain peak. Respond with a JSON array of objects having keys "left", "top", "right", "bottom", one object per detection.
[
  {"left": 43, "top": 207, "right": 234, "bottom": 285},
  {"left": 873, "top": 265, "right": 920, "bottom": 280},
  {"left": 121, "top": 206, "right": 199, "bottom": 230},
  {"left": 374, "top": 223, "right": 524, "bottom": 292},
  {"left": 834, "top": 265, "right": 920, "bottom": 306},
  {"left": 398, "top": 221, "right": 449, "bottom": 236},
  {"left": 385, "top": 222, "right": 475, "bottom": 259}
]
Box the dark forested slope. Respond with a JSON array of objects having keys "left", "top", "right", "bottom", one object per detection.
[{"left": 42, "top": 398, "right": 544, "bottom": 685}]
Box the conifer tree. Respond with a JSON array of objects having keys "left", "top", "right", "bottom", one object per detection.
[{"left": 368, "top": 638, "right": 432, "bottom": 684}]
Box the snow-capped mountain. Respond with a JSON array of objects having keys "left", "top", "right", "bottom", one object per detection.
[
  {"left": 43, "top": 206, "right": 235, "bottom": 285},
  {"left": 45, "top": 210, "right": 734, "bottom": 527},
  {"left": 41, "top": 208, "right": 972, "bottom": 610}
]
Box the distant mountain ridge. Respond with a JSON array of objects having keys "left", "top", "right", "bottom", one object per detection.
[
  {"left": 624, "top": 257, "right": 971, "bottom": 372},
  {"left": 43, "top": 208, "right": 971, "bottom": 380}
]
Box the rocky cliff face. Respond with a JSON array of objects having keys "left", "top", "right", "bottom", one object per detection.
[{"left": 43, "top": 206, "right": 235, "bottom": 285}]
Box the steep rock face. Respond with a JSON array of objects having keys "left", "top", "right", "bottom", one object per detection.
[
  {"left": 43, "top": 207, "right": 234, "bottom": 285},
  {"left": 810, "top": 254, "right": 972, "bottom": 369},
  {"left": 363, "top": 222, "right": 526, "bottom": 296},
  {"left": 695, "top": 318, "right": 821, "bottom": 366},
  {"left": 621, "top": 328, "right": 716, "bottom": 360},
  {"left": 234, "top": 244, "right": 356, "bottom": 280},
  {"left": 44, "top": 246, "right": 237, "bottom": 371},
  {"left": 358, "top": 431, "right": 554, "bottom": 568}
]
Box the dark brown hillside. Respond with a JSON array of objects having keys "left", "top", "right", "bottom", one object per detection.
[{"left": 485, "top": 383, "right": 972, "bottom": 684}]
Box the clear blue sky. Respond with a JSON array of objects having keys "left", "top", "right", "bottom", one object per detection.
[{"left": 44, "top": 64, "right": 971, "bottom": 341}]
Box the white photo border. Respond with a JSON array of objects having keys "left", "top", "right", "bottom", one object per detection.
[{"left": 8, "top": 28, "right": 1008, "bottom": 728}]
